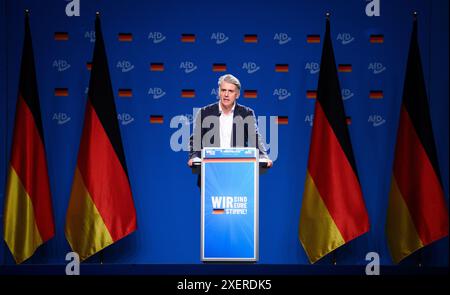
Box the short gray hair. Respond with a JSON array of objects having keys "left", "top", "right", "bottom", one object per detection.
[{"left": 218, "top": 74, "right": 241, "bottom": 92}]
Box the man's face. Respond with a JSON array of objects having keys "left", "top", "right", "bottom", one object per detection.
[{"left": 219, "top": 81, "right": 239, "bottom": 109}]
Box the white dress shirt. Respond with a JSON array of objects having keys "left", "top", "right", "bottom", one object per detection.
[{"left": 219, "top": 103, "right": 235, "bottom": 148}]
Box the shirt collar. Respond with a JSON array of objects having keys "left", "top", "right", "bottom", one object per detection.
[{"left": 219, "top": 102, "right": 236, "bottom": 115}]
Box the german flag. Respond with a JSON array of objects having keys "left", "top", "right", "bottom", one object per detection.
[
  {"left": 338, "top": 64, "right": 352, "bottom": 72},
  {"left": 4, "top": 12, "right": 55, "bottom": 264},
  {"left": 118, "top": 33, "right": 133, "bottom": 42},
  {"left": 307, "top": 34, "right": 320, "bottom": 43},
  {"left": 54, "top": 31, "right": 69, "bottom": 41},
  {"left": 243, "top": 90, "right": 257, "bottom": 98},
  {"left": 181, "top": 33, "right": 196, "bottom": 43},
  {"left": 244, "top": 34, "right": 258, "bottom": 43},
  {"left": 150, "top": 115, "right": 164, "bottom": 124},
  {"left": 54, "top": 87, "right": 69, "bottom": 96},
  {"left": 275, "top": 64, "right": 289, "bottom": 72},
  {"left": 86, "top": 62, "right": 92, "bottom": 71},
  {"left": 299, "top": 18, "right": 369, "bottom": 264},
  {"left": 212, "top": 63, "right": 227, "bottom": 72},
  {"left": 118, "top": 88, "right": 132, "bottom": 97},
  {"left": 150, "top": 62, "right": 164, "bottom": 71},
  {"left": 369, "top": 90, "right": 383, "bottom": 99},
  {"left": 212, "top": 209, "right": 225, "bottom": 215},
  {"left": 386, "top": 17, "right": 448, "bottom": 264},
  {"left": 306, "top": 90, "right": 317, "bottom": 99},
  {"left": 181, "top": 89, "right": 195, "bottom": 98},
  {"left": 65, "top": 14, "right": 137, "bottom": 261},
  {"left": 370, "top": 34, "right": 384, "bottom": 43},
  {"left": 276, "top": 116, "right": 288, "bottom": 125}
]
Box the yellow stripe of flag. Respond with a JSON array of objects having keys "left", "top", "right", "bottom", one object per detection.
[
  {"left": 386, "top": 177, "right": 424, "bottom": 263},
  {"left": 65, "top": 168, "right": 114, "bottom": 261},
  {"left": 4, "top": 166, "right": 43, "bottom": 263},
  {"left": 299, "top": 172, "right": 346, "bottom": 263}
]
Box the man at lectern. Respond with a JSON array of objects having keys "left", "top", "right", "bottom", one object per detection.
[{"left": 187, "top": 74, "right": 272, "bottom": 168}]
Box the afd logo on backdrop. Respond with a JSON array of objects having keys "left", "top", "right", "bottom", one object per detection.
[
  {"left": 337, "top": 33, "right": 355, "bottom": 45},
  {"left": 368, "top": 114, "right": 386, "bottom": 127},
  {"left": 305, "top": 62, "right": 320, "bottom": 74},
  {"left": 211, "top": 32, "right": 229, "bottom": 44},
  {"left": 53, "top": 60, "right": 71, "bottom": 72},
  {"left": 148, "top": 32, "right": 166, "bottom": 43},
  {"left": 53, "top": 113, "right": 71, "bottom": 125},
  {"left": 65, "top": 0, "right": 80, "bottom": 17},
  {"left": 366, "top": 0, "right": 380, "bottom": 17},
  {"left": 305, "top": 114, "right": 314, "bottom": 126},
  {"left": 273, "top": 89, "right": 291, "bottom": 100},
  {"left": 180, "top": 61, "right": 198, "bottom": 74},
  {"left": 84, "top": 30, "right": 95, "bottom": 43},
  {"left": 116, "top": 60, "right": 135, "bottom": 72},
  {"left": 118, "top": 113, "right": 134, "bottom": 125},
  {"left": 342, "top": 89, "right": 354, "bottom": 100},
  {"left": 274, "top": 33, "right": 292, "bottom": 45},
  {"left": 148, "top": 87, "right": 166, "bottom": 99},
  {"left": 368, "top": 62, "right": 386, "bottom": 74},
  {"left": 242, "top": 62, "right": 260, "bottom": 74}
]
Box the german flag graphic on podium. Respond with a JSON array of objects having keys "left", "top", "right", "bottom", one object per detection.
[
  {"left": 299, "top": 17, "right": 369, "bottom": 263},
  {"left": 386, "top": 17, "right": 448, "bottom": 264},
  {"left": 65, "top": 14, "right": 137, "bottom": 261},
  {"left": 3, "top": 12, "right": 55, "bottom": 264}
]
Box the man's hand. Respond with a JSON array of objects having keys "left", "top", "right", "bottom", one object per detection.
[
  {"left": 267, "top": 160, "right": 273, "bottom": 168},
  {"left": 187, "top": 158, "right": 193, "bottom": 167}
]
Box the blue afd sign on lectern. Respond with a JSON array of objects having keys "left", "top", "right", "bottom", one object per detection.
[{"left": 201, "top": 148, "right": 259, "bottom": 261}]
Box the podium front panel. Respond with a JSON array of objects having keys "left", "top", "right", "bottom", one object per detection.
[{"left": 201, "top": 148, "right": 259, "bottom": 261}]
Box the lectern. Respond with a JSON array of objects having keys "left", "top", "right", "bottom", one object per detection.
[{"left": 200, "top": 147, "right": 259, "bottom": 261}]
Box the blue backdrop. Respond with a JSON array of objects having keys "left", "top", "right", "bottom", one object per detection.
[{"left": 0, "top": 0, "right": 448, "bottom": 268}]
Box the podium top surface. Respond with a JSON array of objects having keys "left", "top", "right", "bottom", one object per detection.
[{"left": 202, "top": 148, "right": 258, "bottom": 159}]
